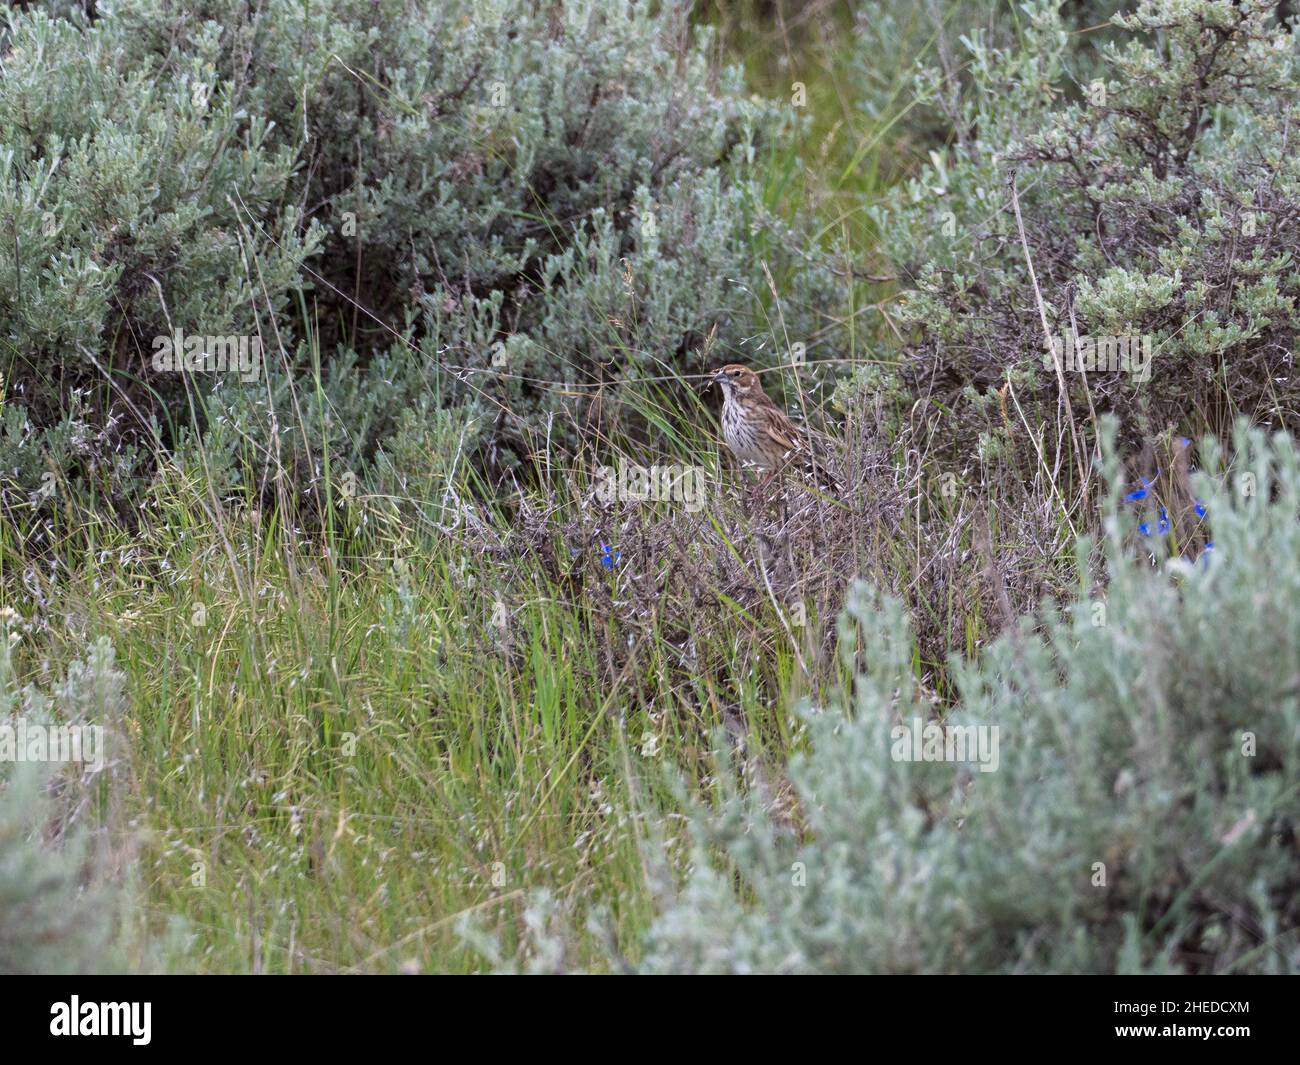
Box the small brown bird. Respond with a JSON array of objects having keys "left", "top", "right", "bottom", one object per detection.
[
  {"left": 714, "top": 364, "right": 801, "bottom": 470},
  {"left": 713, "top": 364, "right": 836, "bottom": 487}
]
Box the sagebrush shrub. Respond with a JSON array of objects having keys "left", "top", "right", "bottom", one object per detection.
[
  {"left": 1, "top": 0, "right": 842, "bottom": 532},
  {"left": 865, "top": 0, "right": 1300, "bottom": 467},
  {"left": 0, "top": 633, "right": 155, "bottom": 973},
  {"left": 633, "top": 422, "right": 1299, "bottom": 974},
  {"left": 0, "top": 2, "right": 320, "bottom": 533}
]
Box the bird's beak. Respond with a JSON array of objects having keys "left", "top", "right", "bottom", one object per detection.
[{"left": 712, "top": 370, "right": 726, "bottom": 387}]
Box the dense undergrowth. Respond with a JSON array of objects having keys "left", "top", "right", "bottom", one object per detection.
[{"left": 1, "top": 0, "right": 1297, "bottom": 973}]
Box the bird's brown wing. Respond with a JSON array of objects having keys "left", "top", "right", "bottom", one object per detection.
[
  {"left": 759, "top": 403, "right": 802, "bottom": 456},
  {"left": 763, "top": 402, "right": 842, "bottom": 487}
]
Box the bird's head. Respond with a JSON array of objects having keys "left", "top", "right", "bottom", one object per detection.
[{"left": 713, "top": 364, "right": 762, "bottom": 399}]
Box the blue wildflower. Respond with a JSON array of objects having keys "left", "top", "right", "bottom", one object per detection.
[
  {"left": 1124, "top": 472, "right": 1158, "bottom": 502},
  {"left": 1136, "top": 507, "right": 1171, "bottom": 537},
  {"left": 1194, "top": 499, "right": 1207, "bottom": 519},
  {"left": 599, "top": 543, "right": 621, "bottom": 570}
]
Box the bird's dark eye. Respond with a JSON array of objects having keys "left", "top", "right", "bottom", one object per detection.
[{"left": 730, "top": 370, "right": 740, "bottom": 377}]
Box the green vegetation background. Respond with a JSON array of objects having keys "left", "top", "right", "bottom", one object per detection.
[{"left": 1, "top": 1, "right": 1296, "bottom": 973}]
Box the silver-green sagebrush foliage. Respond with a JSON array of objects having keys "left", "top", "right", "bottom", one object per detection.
[
  {"left": 0, "top": 634, "right": 163, "bottom": 973},
  {"left": 1, "top": 0, "right": 839, "bottom": 530},
  {"left": 632, "top": 424, "right": 1298, "bottom": 974},
  {"left": 870, "top": 0, "right": 1300, "bottom": 463}
]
